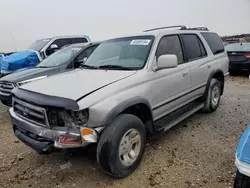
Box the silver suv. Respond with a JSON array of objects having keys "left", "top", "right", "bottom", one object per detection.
[{"left": 9, "top": 26, "right": 229, "bottom": 178}]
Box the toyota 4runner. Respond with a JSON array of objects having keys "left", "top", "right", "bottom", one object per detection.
[{"left": 9, "top": 26, "right": 229, "bottom": 178}]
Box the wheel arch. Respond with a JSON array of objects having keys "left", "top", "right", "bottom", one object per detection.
[
  {"left": 204, "top": 69, "right": 225, "bottom": 100},
  {"left": 102, "top": 97, "right": 154, "bottom": 136}
]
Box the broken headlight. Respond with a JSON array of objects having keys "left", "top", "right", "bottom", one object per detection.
[{"left": 60, "top": 109, "right": 89, "bottom": 127}]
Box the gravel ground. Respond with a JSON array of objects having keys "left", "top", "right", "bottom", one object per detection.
[{"left": 0, "top": 76, "right": 250, "bottom": 188}]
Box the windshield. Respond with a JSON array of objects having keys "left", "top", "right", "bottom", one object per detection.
[
  {"left": 226, "top": 43, "right": 250, "bottom": 52},
  {"left": 37, "top": 46, "right": 82, "bottom": 68},
  {"left": 84, "top": 36, "right": 154, "bottom": 70},
  {"left": 28, "top": 38, "right": 51, "bottom": 51}
]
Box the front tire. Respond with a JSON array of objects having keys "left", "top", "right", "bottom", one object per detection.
[
  {"left": 97, "top": 114, "right": 146, "bottom": 178},
  {"left": 234, "top": 170, "right": 250, "bottom": 188},
  {"left": 202, "top": 78, "right": 221, "bottom": 113}
]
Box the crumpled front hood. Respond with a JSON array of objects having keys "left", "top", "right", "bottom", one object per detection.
[{"left": 20, "top": 69, "right": 136, "bottom": 100}]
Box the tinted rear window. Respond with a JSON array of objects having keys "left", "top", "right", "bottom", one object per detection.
[
  {"left": 181, "top": 34, "right": 205, "bottom": 61},
  {"left": 226, "top": 43, "right": 250, "bottom": 52},
  {"left": 201, "top": 33, "right": 225, "bottom": 55}
]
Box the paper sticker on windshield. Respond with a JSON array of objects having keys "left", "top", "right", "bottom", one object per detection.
[{"left": 130, "top": 40, "right": 151, "bottom": 45}]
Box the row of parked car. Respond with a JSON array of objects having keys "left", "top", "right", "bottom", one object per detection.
[
  {"left": 0, "top": 35, "right": 90, "bottom": 76},
  {"left": 0, "top": 26, "right": 249, "bottom": 186}
]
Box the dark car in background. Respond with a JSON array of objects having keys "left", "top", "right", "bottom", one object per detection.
[
  {"left": 226, "top": 43, "right": 250, "bottom": 74},
  {"left": 0, "top": 42, "right": 101, "bottom": 106}
]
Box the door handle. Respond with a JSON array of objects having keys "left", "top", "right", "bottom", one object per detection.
[{"left": 182, "top": 72, "right": 188, "bottom": 77}]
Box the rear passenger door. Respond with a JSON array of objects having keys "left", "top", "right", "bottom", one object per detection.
[
  {"left": 201, "top": 32, "right": 227, "bottom": 74},
  {"left": 180, "top": 34, "right": 209, "bottom": 97}
]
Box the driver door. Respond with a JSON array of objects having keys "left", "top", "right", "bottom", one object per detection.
[{"left": 150, "top": 35, "right": 191, "bottom": 120}]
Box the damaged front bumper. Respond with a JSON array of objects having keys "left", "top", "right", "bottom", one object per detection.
[{"left": 9, "top": 108, "right": 101, "bottom": 154}]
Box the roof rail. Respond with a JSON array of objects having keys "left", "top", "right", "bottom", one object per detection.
[
  {"left": 181, "top": 27, "right": 209, "bottom": 31},
  {"left": 143, "top": 25, "right": 187, "bottom": 32}
]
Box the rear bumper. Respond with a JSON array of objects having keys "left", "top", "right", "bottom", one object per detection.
[
  {"left": 229, "top": 61, "right": 250, "bottom": 72},
  {"left": 224, "top": 72, "right": 229, "bottom": 79},
  {"left": 236, "top": 155, "right": 250, "bottom": 177},
  {"left": 9, "top": 108, "right": 100, "bottom": 154}
]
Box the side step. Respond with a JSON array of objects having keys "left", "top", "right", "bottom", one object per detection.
[{"left": 155, "top": 100, "right": 204, "bottom": 131}]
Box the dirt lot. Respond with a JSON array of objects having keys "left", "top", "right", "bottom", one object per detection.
[{"left": 0, "top": 76, "right": 250, "bottom": 188}]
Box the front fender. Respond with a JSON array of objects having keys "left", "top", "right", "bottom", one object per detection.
[
  {"left": 102, "top": 96, "right": 153, "bottom": 126},
  {"left": 87, "top": 96, "right": 153, "bottom": 128}
]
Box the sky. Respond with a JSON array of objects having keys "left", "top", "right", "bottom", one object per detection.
[{"left": 0, "top": 0, "right": 250, "bottom": 52}]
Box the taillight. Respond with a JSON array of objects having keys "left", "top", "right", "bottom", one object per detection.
[{"left": 244, "top": 54, "right": 250, "bottom": 58}]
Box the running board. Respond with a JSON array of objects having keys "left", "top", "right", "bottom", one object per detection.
[{"left": 155, "top": 101, "right": 204, "bottom": 132}]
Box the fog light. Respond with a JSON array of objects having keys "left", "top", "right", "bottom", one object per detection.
[{"left": 59, "top": 134, "right": 81, "bottom": 145}]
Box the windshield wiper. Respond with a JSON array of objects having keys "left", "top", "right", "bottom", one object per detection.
[
  {"left": 98, "top": 65, "right": 133, "bottom": 70},
  {"left": 80, "top": 64, "right": 98, "bottom": 69}
]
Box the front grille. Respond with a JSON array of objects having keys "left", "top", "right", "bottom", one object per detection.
[
  {"left": 0, "top": 82, "right": 14, "bottom": 95},
  {"left": 13, "top": 98, "right": 49, "bottom": 127}
]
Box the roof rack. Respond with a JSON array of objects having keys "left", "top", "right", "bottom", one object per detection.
[
  {"left": 143, "top": 25, "right": 186, "bottom": 32},
  {"left": 181, "top": 27, "right": 209, "bottom": 31},
  {"left": 143, "top": 26, "right": 209, "bottom": 32}
]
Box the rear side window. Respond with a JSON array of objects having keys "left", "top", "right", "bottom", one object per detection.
[
  {"left": 201, "top": 33, "right": 225, "bottom": 55},
  {"left": 73, "top": 38, "right": 88, "bottom": 44},
  {"left": 53, "top": 38, "right": 74, "bottom": 48},
  {"left": 156, "top": 35, "right": 184, "bottom": 64},
  {"left": 181, "top": 34, "right": 206, "bottom": 61}
]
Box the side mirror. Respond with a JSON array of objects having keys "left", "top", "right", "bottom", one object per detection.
[
  {"left": 154, "top": 54, "right": 178, "bottom": 71},
  {"left": 50, "top": 44, "right": 58, "bottom": 49},
  {"left": 77, "top": 57, "right": 87, "bottom": 64},
  {"left": 78, "top": 57, "right": 88, "bottom": 68}
]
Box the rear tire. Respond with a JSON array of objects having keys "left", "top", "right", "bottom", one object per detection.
[
  {"left": 202, "top": 78, "right": 221, "bottom": 113},
  {"left": 234, "top": 170, "right": 250, "bottom": 188},
  {"left": 97, "top": 114, "right": 146, "bottom": 178}
]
